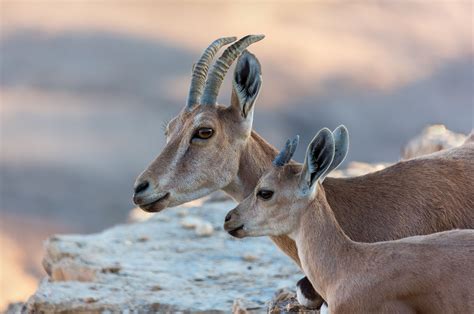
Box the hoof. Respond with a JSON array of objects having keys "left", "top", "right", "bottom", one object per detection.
[{"left": 296, "top": 277, "right": 324, "bottom": 309}]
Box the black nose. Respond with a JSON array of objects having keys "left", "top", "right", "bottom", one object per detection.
[
  {"left": 225, "top": 211, "right": 233, "bottom": 222},
  {"left": 134, "top": 181, "right": 149, "bottom": 194}
]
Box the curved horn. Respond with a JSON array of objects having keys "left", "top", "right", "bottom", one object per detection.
[
  {"left": 186, "top": 37, "right": 237, "bottom": 110},
  {"left": 201, "top": 34, "right": 265, "bottom": 105},
  {"left": 273, "top": 135, "right": 300, "bottom": 167}
]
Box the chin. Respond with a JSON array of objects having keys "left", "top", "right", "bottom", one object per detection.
[
  {"left": 224, "top": 223, "right": 247, "bottom": 238},
  {"left": 227, "top": 226, "right": 267, "bottom": 238},
  {"left": 228, "top": 228, "right": 247, "bottom": 238},
  {"left": 139, "top": 198, "right": 171, "bottom": 213},
  {"left": 248, "top": 228, "right": 280, "bottom": 238}
]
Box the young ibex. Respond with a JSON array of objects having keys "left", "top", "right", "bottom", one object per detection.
[
  {"left": 133, "top": 35, "right": 474, "bottom": 308},
  {"left": 224, "top": 128, "right": 474, "bottom": 313}
]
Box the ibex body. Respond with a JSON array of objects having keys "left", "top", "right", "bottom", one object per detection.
[
  {"left": 224, "top": 129, "right": 474, "bottom": 313},
  {"left": 134, "top": 36, "right": 474, "bottom": 307}
]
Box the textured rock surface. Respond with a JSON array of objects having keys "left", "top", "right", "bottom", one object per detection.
[{"left": 23, "top": 201, "right": 301, "bottom": 313}]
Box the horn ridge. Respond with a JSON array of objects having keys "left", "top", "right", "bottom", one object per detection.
[
  {"left": 273, "top": 135, "right": 300, "bottom": 167},
  {"left": 186, "top": 36, "right": 237, "bottom": 110},
  {"left": 201, "top": 34, "right": 265, "bottom": 105}
]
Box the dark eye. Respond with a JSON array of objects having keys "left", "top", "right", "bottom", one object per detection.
[
  {"left": 257, "top": 189, "right": 274, "bottom": 200},
  {"left": 193, "top": 128, "right": 214, "bottom": 140}
]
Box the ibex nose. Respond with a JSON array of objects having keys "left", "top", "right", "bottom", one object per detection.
[
  {"left": 225, "top": 211, "right": 233, "bottom": 222},
  {"left": 134, "top": 181, "right": 150, "bottom": 195}
]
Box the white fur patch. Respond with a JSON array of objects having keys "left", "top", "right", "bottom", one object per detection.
[
  {"left": 296, "top": 284, "right": 320, "bottom": 308},
  {"left": 320, "top": 302, "right": 329, "bottom": 314}
]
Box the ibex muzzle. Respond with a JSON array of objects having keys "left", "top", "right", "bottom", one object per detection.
[{"left": 133, "top": 35, "right": 264, "bottom": 212}]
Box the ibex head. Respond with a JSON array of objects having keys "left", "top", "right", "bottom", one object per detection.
[
  {"left": 133, "top": 35, "right": 264, "bottom": 212},
  {"left": 224, "top": 126, "right": 349, "bottom": 238}
]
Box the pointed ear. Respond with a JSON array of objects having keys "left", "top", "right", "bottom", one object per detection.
[
  {"left": 299, "top": 128, "right": 335, "bottom": 193},
  {"left": 320, "top": 125, "right": 349, "bottom": 182},
  {"left": 230, "top": 50, "right": 262, "bottom": 120}
]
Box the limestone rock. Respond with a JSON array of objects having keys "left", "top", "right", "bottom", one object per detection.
[
  {"left": 232, "top": 298, "right": 265, "bottom": 314},
  {"left": 180, "top": 216, "right": 203, "bottom": 229},
  {"left": 267, "top": 288, "right": 320, "bottom": 313},
  {"left": 402, "top": 124, "right": 466, "bottom": 160},
  {"left": 127, "top": 206, "right": 154, "bottom": 223},
  {"left": 195, "top": 221, "right": 214, "bottom": 237},
  {"left": 25, "top": 201, "right": 301, "bottom": 313}
]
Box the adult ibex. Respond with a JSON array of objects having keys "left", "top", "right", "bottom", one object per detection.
[
  {"left": 133, "top": 35, "right": 474, "bottom": 308},
  {"left": 224, "top": 128, "right": 474, "bottom": 313}
]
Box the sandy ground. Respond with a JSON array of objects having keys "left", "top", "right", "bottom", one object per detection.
[{"left": 0, "top": 1, "right": 472, "bottom": 309}]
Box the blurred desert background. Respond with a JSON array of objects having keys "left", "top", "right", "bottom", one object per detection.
[{"left": 0, "top": 1, "right": 473, "bottom": 310}]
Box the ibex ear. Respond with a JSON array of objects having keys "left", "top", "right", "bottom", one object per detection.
[
  {"left": 230, "top": 50, "right": 262, "bottom": 121},
  {"left": 320, "top": 125, "right": 349, "bottom": 182},
  {"left": 299, "top": 128, "right": 335, "bottom": 194}
]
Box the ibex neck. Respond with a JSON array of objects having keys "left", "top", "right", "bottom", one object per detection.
[
  {"left": 223, "top": 131, "right": 278, "bottom": 202},
  {"left": 293, "top": 188, "right": 363, "bottom": 301}
]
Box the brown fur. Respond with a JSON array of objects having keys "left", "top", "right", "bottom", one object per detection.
[
  {"left": 134, "top": 42, "right": 473, "bottom": 306},
  {"left": 137, "top": 116, "right": 473, "bottom": 304},
  {"left": 296, "top": 188, "right": 474, "bottom": 313},
  {"left": 225, "top": 133, "right": 473, "bottom": 307},
  {"left": 225, "top": 151, "right": 474, "bottom": 312},
  {"left": 230, "top": 134, "right": 474, "bottom": 266}
]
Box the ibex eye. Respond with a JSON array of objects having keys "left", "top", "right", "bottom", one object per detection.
[
  {"left": 193, "top": 128, "right": 214, "bottom": 141},
  {"left": 257, "top": 189, "right": 274, "bottom": 200}
]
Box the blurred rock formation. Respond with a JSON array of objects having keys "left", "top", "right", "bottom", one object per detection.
[{"left": 402, "top": 124, "right": 467, "bottom": 160}]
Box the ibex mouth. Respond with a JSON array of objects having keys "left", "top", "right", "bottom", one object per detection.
[
  {"left": 227, "top": 225, "right": 245, "bottom": 238},
  {"left": 139, "top": 192, "right": 170, "bottom": 213}
]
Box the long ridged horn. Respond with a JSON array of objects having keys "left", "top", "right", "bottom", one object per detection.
[
  {"left": 201, "top": 34, "right": 265, "bottom": 105},
  {"left": 186, "top": 37, "right": 237, "bottom": 110}
]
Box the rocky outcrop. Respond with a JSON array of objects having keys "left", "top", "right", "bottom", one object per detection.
[
  {"left": 402, "top": 124, "right": 466, "bottom": 159},
  {"left": 17, "top": 125, "right": 467, "bottom": 313},
  {"left": 22, "top": 200, "right": 302, "bottom": 313}
]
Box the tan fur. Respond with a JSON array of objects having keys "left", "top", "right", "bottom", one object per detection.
[
  {"left": 134, "top": 40, "right": 473, "bottom": 305},
  {"left": 225, "top": 163, "right": 474, "bottom": 313},
  {"left": 225, "top": 137, "right": 474, "bottom": 266},
  {"left": 134, "top": 103, "right": 251, "bottom": 212},
  {"left": 297, "top": 188, "right": 474, "bottom": 313},
  {"left": 223, "top": 134, "right": 473, "bottom": 308},
  {"left": 136, "top": 104, "right": 473, "bottom": 304}
]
